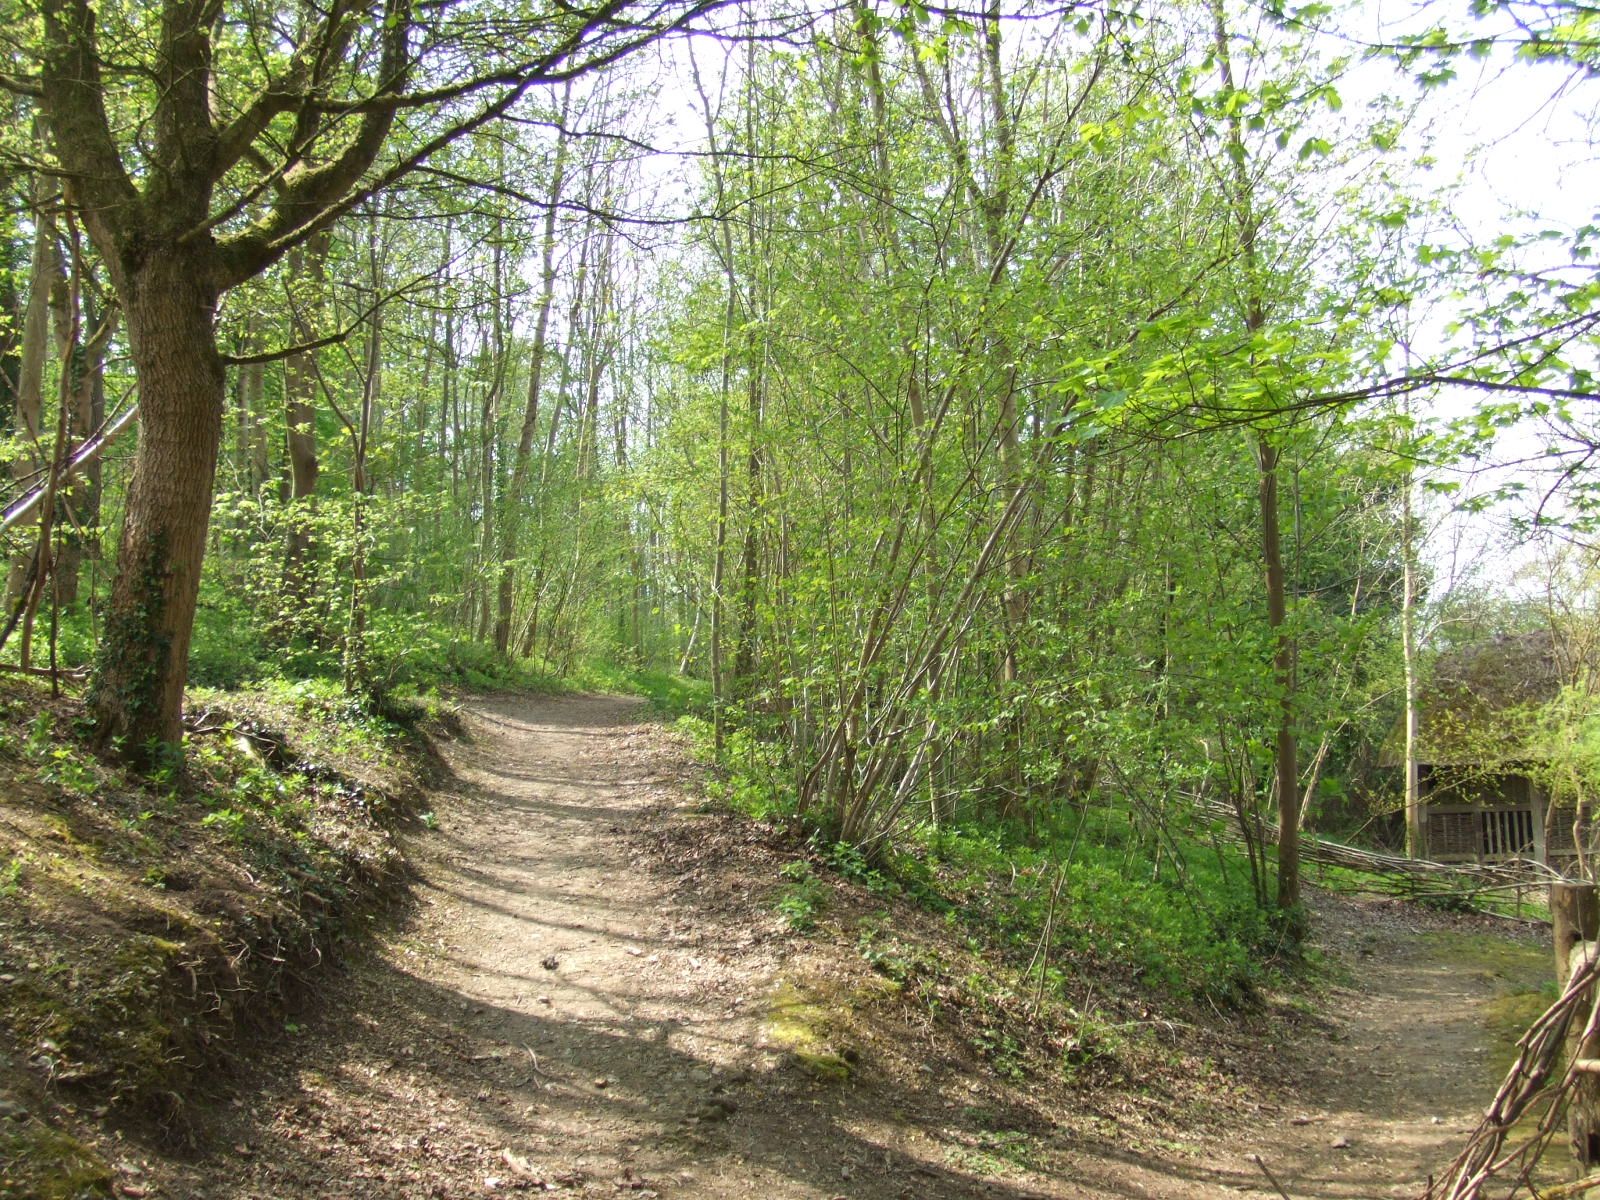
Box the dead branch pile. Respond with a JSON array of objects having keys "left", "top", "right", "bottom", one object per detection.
[{"left": 1194, "top": 799, "right": 1562, "bottom": 906}]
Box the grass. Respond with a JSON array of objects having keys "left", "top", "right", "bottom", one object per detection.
[
  {"left": 1415, "top": 928, "right": 1552, "bottom": 1079},
  {"left": 575, "top": 664, "right": 711, "bottom": 718},
  {"left": 0, "top": 1122, "right": 113, "bottom": 1200}
]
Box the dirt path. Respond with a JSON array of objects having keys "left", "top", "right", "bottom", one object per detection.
[
  {"left": 1212, "top": 898, "right": 1548, "bottom": 1200},
  {"left": 138, "top": 694, "right": 1549, "bottom": 1200}
]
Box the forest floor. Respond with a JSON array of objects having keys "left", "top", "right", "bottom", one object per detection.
[{"left": 109, "top": 693, "right": 1550, "bottom": 1200}]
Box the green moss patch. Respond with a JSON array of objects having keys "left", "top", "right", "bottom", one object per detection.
[
  {"left": 765, "top": 978, "right": 857, "bottom": 1081},
  {"left": 1419, "top": 929, "right": 1549, "bottom": 982},
  {"left": 0, "top": 1120, "right": 112, "bottom": 1199}
]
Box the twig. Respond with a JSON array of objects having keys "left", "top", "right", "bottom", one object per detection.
[
  {"left": 523, "top": 1044, "right": 557, "bottom": 1079},
  {"left": 1251, "top": 1153, "right": 1294, "bottom": 1200}
]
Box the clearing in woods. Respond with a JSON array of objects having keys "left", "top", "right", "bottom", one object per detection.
[{"left": 141, "top": 694, "right": 1549, "bottom": 1199}]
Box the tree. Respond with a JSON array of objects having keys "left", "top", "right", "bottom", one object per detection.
[{"left": 19, "top": 0, "right": 722, "bottom": 758}]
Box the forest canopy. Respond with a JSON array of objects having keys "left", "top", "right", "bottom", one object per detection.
[{"left": 0, "top": 0, "right": 1595, "bottom": 926}]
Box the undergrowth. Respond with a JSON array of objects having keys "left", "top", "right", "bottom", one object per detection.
[
  {"left": 8, "top": 597, "right": 566, "bottom": 698},
  {"left": 674, "top": 711, "right": 1279, "bottom": 1007},
  {"left": 580, "top": 664, "right": 711, "bottom": 718}
]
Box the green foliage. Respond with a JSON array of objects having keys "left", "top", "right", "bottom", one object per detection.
[
  {"left": 919, "top": 812, "right": 1276, "bottom": 1004},
  {"left": 622, "top": 670, "right": 712, "bottom": 718},
  {"left": 775, "top": 860, "right": 828, "bottom": 932},
  {"left": 5, "top": 0, "right": 1580, "bottom": 1038},
  {"left": 0, "top": 855, "right": 22, "bottom": 898}
]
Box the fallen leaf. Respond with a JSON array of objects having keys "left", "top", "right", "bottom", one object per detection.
[{"left": 502, "top": 1148, "right": 540, "bottom": 1178}]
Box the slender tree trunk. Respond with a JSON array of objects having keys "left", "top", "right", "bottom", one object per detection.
[
  {"left": 691, "top": 43, "right": 736, "bottom": 752},
  {"left": 232, "top": 317, "right": 268, "bottom": 493},
  {"left": 88, "top": 247, "right": 225, "bottom": 757},
  {"left": 0, "top": 173, "right": 24, "bottom": 433},
  {"left": 52, "top": 268, "right": 110, "bottom": 606},
  {"left": 710, "top": 264, "right": 733, "bottom": 751},
  {"left": 476, "top": 225, "right": 506, "bottom": 643},
  {"left": 345, "top": 305, "right": 381, "bottom": 697},
  {"left": 18, "top": 262, "right": 85, "bottom": 670},
  {"left": 731, "top": 33, "right": 765, "bottom": 698},
  {"left": 1402, "top": 457, "right": 1423, "bottom": 857},
  {"left": 244, "top": 359, "right": 267, "bottom": 489},
  {"left": 495, "top": 97, "right": 569, "bottom": 655},
  {"left": 7, "top": 177, "right": 58, "bottom": 603},
  {"left": 282, "top": 230, "right": 329, "bottom": 621},
  {"left": 1258, "top": 434, "right": 1300, "bottom": 911},
  {"left": 1210, "top": 0, "right": 1302, "bottom": 918}
]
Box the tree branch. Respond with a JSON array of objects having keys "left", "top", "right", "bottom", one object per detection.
[{"left": 38, "top": 0, "right": 142, "bottom": 268}]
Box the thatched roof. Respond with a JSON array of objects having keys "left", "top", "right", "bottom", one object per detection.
[{"left": 1397, "top": 630, "right": 1566, "bottom": 768}]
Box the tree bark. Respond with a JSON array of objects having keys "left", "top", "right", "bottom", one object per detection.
[{"left": 87, "top": 247, "right": 225, "bottom": 757}]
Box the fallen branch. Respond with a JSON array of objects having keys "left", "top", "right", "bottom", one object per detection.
[
  {"left": 1194, "top": 797, "right": 1560, "bottom": 902},
  {"left": 1251, "top": 1153, "right": 1294, "bottom": 1200},
  {"left": 0, "top": 401, "right": 137, "bottom": 533},
  {"left": 0, "top": 661, "right": 90, "bottom": 682}
]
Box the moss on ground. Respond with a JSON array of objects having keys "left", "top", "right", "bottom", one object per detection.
[
  {"left": 1419, "top": 929, "right": 1549, "bottom": 983},
  {"left": 764, "top": 978, "right": 856, "bottom": 1081},
  {"left": 0, "top": 1120, "right": 112, "bottom": 1199}
]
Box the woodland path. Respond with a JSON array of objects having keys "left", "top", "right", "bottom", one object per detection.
[{"left": 141, "top": 694, "right": 1548, "bottom": 1200}]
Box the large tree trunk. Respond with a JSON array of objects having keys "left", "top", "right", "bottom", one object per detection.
[{"left": 88, "top": 248, "right": 223, "bottom": 757}]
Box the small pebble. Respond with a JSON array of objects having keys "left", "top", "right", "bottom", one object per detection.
[
  {"left": 593, "top": 1077, "right": 609, "bottom": 1089},
  {"left": 1331, "top": 1135, "right": 1351, "bottom": 1149}
]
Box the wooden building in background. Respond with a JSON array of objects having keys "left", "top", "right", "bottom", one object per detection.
[{"left": 1397, "top": 630, "right": 1582, "bottom": 868}]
